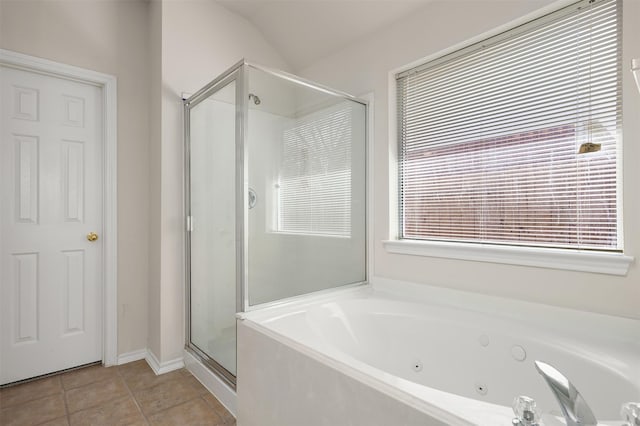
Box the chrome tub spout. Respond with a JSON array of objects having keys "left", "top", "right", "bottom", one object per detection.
[{"left": 534, "top": 361, "right": 598, "bottom": 426}]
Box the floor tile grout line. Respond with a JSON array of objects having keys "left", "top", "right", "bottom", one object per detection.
[
  {"left": 60, "top": 366, "right": 120, "bottom": 392},
  {"left": 131, "top": 375, "right": 211, "bottom": 419},
  {"left": 2, "top": 377, "right": 68, "bottom": 426},
  {"left": 201, "top": 390, "right": 237, "bottom": 425},
  {"left": 0, "top": 382, "right": 65, "bottom": 411},
  {"left": 60, "top": 375, "right": 71, "bottom": 426},
  {"left": 62, "top": 366, "right": 125, "bottom": 424},
  {"left": 121, "top": 363, "right": 224, "bottom": 422},
  {"left": 147, "top": 396, "right": 223, "bottom": 424},
  {"left": 199, "top": 395, "right": 227, "bottom": 424},
  {"left": 32, "top": 415, "right": 69, "bottom": 426},
  {"left": 0, "top": 378, "right": 64, "bottom": 411},
  {"left": 65, "top": 375, "right": 131, "bottom": 417},
  {"left": 2, "top": 362, "right": 233, "bottom": 426},
  {"left": 119, "top": 366, "right": 151, "bottom": 424}
]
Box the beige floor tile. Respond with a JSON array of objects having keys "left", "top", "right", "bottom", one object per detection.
[
  {"left": 183, "top": 375, "right": 210, "bottom": 396},
  {"left": 0, "top": 394, "right": 66, "bottom": 426},
  {"left": 178, "top": 368, "right": 192, "bottom": 377},
  {"left": 117, "top": 360, "right": 152, "bottom": 379},
  {"left": 65, "top": 377, "right": 129, "bottom": 414},
  {"left": 123, "top": 369, "right": 184, "bottom": 392},
  {"left": 0, "top": 376, "right": 63, "bottom": 408},
  {"left": 39, "top": 416, "right": 71, "bottom": 426},
  {"left": 0, "top": 363, "right": 231, "bottom": 426},
  {"left": 69, "top": 396, "right": 145, "bottom": 426},
  {"left": 61, "top": 364, "right": 119, "bottom": 390},
  {"left": 134, "top": 377, "right": 200, "bottom": 416},
  {"left": 147, "top": 398, "right": 222, "bottom": 426},
  {"left": 201, "top": 394, "right": 235, "bottom": 424}
]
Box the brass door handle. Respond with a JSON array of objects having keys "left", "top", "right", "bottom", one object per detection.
[{"left": 87, "top": 232, "right": 99, "bottom": 242}]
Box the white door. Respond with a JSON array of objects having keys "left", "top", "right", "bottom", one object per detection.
[{"left": 0, "top": 65, "right": 103, "bottom": 385}]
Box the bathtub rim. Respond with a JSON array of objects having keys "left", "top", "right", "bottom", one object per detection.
[
  {"left": 370, "top": 278, "right": 640, "bottom": 346},
  {"left": 240, "top": 278, "right": 640, "bottom": 347}
]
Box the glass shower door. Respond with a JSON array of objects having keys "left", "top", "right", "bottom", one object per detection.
[
  {"left": 187, "top": 77, "right": 238, "bottom": 382},
  {"left": 246, "top": 65, "right": 367, "bottom": 306}
]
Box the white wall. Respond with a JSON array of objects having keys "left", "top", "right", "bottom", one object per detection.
[
  {"left": 299, "top": 0, "right": 640, "bottom": 320},
  {"left": 0, "top": 0, "right": 150, "bottom": 355},
  {"left": 148, "top": 0, "right": 291, "bottom": 363}
]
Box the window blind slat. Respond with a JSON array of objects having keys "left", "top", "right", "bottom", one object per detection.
[
  {"left": 397, "top": 0, "right": 617, "bottom": 80},
  {"left": 397, "top": 0, "right": 621, "bottom": 251},
  {"left": 405, "top": 32, "right": 619, "bottom": 108},
  {"left": 278, "top": 103, "right": 356, "bottom": 237}
]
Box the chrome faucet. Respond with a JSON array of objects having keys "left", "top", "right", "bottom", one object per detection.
[
  {"left": 534, "top": 361, "right": 598, "bottom": 426},
  {"left": 512, "top": 395, "right": 540, "bottom": 426},
  {"left": 621, "top": 402, "right": 640, "bottom": 426}
]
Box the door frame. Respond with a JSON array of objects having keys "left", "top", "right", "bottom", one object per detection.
[{"left": 0, "top": 49, "right": 118, "bottom": 366}]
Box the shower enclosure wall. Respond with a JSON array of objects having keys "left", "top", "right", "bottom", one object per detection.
[{"left": 183, "top": 60, "right": 367, "bottom": 386}]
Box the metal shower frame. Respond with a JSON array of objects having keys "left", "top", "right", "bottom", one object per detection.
[{"left": 182, "top": 59, "right": 369, "bottom": 387}]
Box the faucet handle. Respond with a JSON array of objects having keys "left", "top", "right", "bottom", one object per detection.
[
  {"left": 621, "top": 402, "right": 640, "bottom": 426},
  {"left": 513, "top": 395, "right": 540, "bottom": 426}
]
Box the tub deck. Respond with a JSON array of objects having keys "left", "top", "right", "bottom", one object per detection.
[{"left": 237, "top": 280, "right": 640, "bottom": 426}]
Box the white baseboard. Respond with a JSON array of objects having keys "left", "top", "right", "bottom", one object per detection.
[
  {"left": 116, "top": 349, "right": 148, "bottom": 365},
  {"left": 184, "top": 349, "right": 237, "bottom": 417},
  {"left": 145, "top": 349, "right": 185, "bottom": 375}
]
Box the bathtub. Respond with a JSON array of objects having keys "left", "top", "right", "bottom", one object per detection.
[{"left": 237, "top": 279, "right": 640, "bottom": 426}]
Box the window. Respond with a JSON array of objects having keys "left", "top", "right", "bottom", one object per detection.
[
  {"left": 277, "top": 102, "right": 356, "bottom": 237},
  {"left": 396, "top": 0, "right": 621, "bottom": 251}
]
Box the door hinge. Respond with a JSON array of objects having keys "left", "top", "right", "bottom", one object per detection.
[{"left": 186, "top": 216, "right": 193, "bottom": 232}]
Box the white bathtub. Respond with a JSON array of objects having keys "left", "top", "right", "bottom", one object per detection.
[{"left": 237, "top": 280, "right": 640, "bottom": 426}]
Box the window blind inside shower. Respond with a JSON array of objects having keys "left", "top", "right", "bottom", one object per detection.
[
  {"left": 396, "top": 0, "right": 621, "bottom": 250},
  {"left": 277, "top": 102, "right": 355, "bottom": 237}
]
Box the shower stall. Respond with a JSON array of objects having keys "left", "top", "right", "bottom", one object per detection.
[{"left": 183, "top": 60, "right": 367, "bottom": 386}]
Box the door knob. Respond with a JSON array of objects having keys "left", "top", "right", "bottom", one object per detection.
[{"left": 87, "top": 232, "right": 99, "bottom": 242}]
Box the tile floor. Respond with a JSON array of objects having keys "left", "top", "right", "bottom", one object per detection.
[{"left": 0, "top": 360, "right": 236, "bottom": 426}]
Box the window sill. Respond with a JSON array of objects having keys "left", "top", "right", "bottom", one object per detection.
[{"left": 382, "top": 240, "right": 634, "bottom": 276}]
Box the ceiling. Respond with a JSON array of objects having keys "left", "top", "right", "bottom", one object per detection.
[{"left": 216, "top": 1, "right": 433, "bottom": 72}]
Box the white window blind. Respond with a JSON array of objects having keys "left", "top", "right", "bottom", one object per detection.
[
  {"left": 397, "top": 0, "right": 621, "bottom": 251},
  {"left": 277, "top": 103, "right": 354, "bottom": 237}
]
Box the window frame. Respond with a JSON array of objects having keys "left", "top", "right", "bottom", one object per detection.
[{"left": 385, "top": 0, "right": 634, "bottom": 275}]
